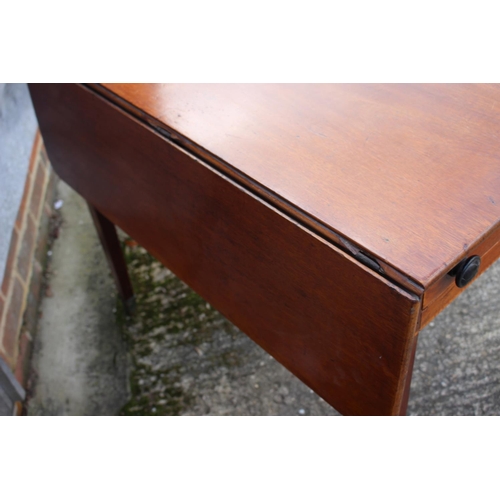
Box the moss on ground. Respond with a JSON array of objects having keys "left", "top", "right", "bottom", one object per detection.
[{"left": 116, "top": 239, "right": 242, "bottom": 415}]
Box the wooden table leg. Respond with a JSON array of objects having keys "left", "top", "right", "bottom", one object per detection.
[
  {"left": 396, "top": 335, "right": 419, "bottom": 415},
  {"left": 88, "top": 203, "right": 135, "bottom": 315}
]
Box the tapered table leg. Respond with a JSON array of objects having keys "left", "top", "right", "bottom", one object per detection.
[
  {"left": 88, "top": 204, "right": 135, "bottom": 315},
  {"left": 397, "top": 335, "right": 419, "bottom": 415}
]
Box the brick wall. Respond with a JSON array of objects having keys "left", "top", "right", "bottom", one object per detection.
[{"left": 0, "top": 131, "right": 57, "bottom": 396}]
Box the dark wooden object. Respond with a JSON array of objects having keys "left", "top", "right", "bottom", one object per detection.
[
  {"left": 28, "top": 83, "right": 500, "bottom": 415},
  {"left": 87, "top": 204, "right": 135, "bottom": 315}
]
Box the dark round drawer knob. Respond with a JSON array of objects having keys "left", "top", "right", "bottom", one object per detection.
[{"left": 454, "top": 255, "right": 481, "bottom": 288}]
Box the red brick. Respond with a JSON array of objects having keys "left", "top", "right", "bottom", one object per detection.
[
  {"left": 14, "top": 330, "right": 32, "bottom": 386},
  {"left": 26, "top": 133, "right": 41, "bottom": 180},
  {"left": 34, "top": 203, "right": 51, "bottom": 266},
  {"left": 1, "top": 228, "right": 20, "bottom": 296},
  {"left": 2, "top": 277, "right": 25, "bottom": 359},
  {"left": 17, "top": 216, "right": 37, "bottom": 284},
  {"left": 29, "top": 260, "right": 43, "bottom": 301},
  {"left": 13, "top": 134, "right": 41, "bottom": 233},
  {"left": 14, "top": 170, "right": 34, "bottom": 231},
  {"left": 29, "top": 162, "right": 47, "bottom": 220},
  {"left": 40, "top": 144, "right": 49, "bottom": 168}
]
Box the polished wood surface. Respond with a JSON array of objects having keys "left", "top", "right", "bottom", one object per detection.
[
  {"left": 98, "top": 84, "right": 500, "bottom": 291},
  {"left": 29, "top": 83, "right": 422, "bottom": 415}
]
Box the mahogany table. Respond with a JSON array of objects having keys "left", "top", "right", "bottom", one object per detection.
[{"left": 28, "top": 84, "right": 500, "bottom": 415}]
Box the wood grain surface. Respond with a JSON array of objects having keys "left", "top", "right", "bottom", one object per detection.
[
  {"left": 98, "top": 84, "right": 500, "bottom": 291},
  {"left": 29, "top": 83, "right": 422, "bottom": 415}
]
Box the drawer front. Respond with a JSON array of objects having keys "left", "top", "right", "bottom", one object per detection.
[{"left": 29, "top": 83, "right": 421, "bottom": 415}]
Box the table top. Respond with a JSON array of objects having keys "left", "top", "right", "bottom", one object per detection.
[{"left": 97, "top": 84, "right": 500, "bottom": 289}]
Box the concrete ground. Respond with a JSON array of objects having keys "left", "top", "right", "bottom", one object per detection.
[
  {"left": 27, "top": 181, "right": 500, "bottom": 416},
  {"left": 28, "top": 182, "right": 129, "bottom": 415}
]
